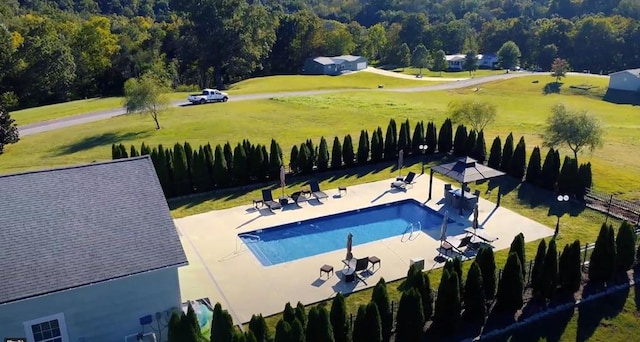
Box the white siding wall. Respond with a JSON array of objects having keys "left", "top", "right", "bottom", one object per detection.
[
  {"left": 0, "top": 267, "right": 182, "bottom": 342},
  {"left": 609, "top": 72, "right": 640, "bottom": 92}
]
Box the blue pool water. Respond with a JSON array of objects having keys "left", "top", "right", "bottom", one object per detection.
[{"left": 239, "top": 199, "right": 457, "bottom": 266}]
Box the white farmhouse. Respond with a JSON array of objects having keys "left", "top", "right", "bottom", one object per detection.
[
  {"left": 0, "top": 156, "right": 188, "bottom": 342},
  {"left": 608, "top": 68, "right": 640, "bottom": 92}
]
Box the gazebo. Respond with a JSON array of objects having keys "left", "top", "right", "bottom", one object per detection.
[{"left": 428, "top": 156, "right": 506, "bottom": 214}]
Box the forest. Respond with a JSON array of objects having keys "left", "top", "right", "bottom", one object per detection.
[{"left": 0, "top": 0, "right": 638, "bottom": 109}]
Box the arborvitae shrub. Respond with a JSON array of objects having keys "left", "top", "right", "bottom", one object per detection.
[
  {"left": 559, "top": 240, "right": 582, "bottom": 295},
  {"left": 411, "top": 121, "right": 425, "bottom": 154},
  {"left": 577, "top": 162, "right": 592, "bottom": 200},
  {"left": 352, "top": 305, "right": 367, "bottom": 342},
  {"left": 173, "top": 142, "right": 190, "bottom": 194},
  {"left": 394, "top": 288, "right": 424, "bottom": 342},
  {"left": 539, "top": 148, "right": 557, "bottom": 190},
  {"left": 616, "top": 221, "right": 636, "bottom": 274},
  {"left": 487, "top": 136, "right": 502, "bottom": 169},
  {"left": 500, "top": 132, "right": 514, "bottom": 172},
  {"left": 542, "top": 239, "right": 559, "bottom": 301},
  {"left": 495, "top": 252, "right": 524, "bottom": 312},
  {"left": 232, "top": 143, "right": 249, "bottom": 183},
  {"left": 508, "top": 232, "right": 526, "bottom": 278},
  {"left": 168, "top": 311, "right": 182, "bottom": 342},
  {"left": 331, "top": 137, "right": 342, "bottom": 169},
  {"left": 463, "top": 261, "right": 486, "bottom": 321},
  {"left": 297, "top": 143, "right": 313, "bottom": 174},
  {"left": 364, "top": 302, "right": 382, "bottom": 342},
  {"left": 130, "top": 145, "right": 140, "bottom": 157},
  {"left": 476, "top": 246, "right": 497, "bottom": 300},
  {"left": 371, "top": 278, "right": 392, "bottom": 341},
  {"left": 274, "top": 319, "right": 292, "bottom": 342},
  {"left": 289, "top": 145, "right": 299, "bottom": 173},
  {"left": 290, "top": 319, "right": 304, "bottom": 342},
  {"left": 384, "top": 120, "right": 397, "bottom": 160},
  {"left": 397, "top": 119, "right": 410, "bottom": 153},
  {"left": 465, "top": 129, "right": 477, "bottom": 156},
  {"left": 316, "top": 306, "right": 335, "bottom": 342},
  {"left": 531, "top": 239, "right": 547, "bottom": 297},
  {"left": 472, "top": 130, "right": 487, "bottom": 162},
  {"left": 342, "top": 134, "right": 355, "bottom": 167},
  {"left": 317, "top": 137, "right": 330, "bottom": 171},
  {"left": 248, "top": 314, "right": 270, "bottom": 342},
  {"left": 453, "top": 124, "right": 468, "bottom": 156},
  {"left": 510, "top": 136, "right": 527, "bottom": 180},
  {"left": 294, "top": 301, "right": 307, "bottom": 327},
  {"left": 426, "top": 121, "right": 437, "bottom": 153},
  {"left": 589, "top": 223, "right": 615, "bottom": 285},
  {"left": 211, "top": 303, "right": 234, "bottom": 342},
  {"left": 371, "top": 127, "right": 384, "bottom": 162},
  {"left": 269, "top": 139, "right": 283, "bottom": 179},
  {"left": 283, "top": 302, "right": 296, "bottom": 325},
  {"left": 330, "top": 293, "right": 349, "bottom": 342},
  {"left": 434, "top": 270, "right": 460, "bottom": 333},
  {"left": 438, "top": 118, "right": 453, "bottom": 153},
  {"left": 525, "top": 146, "right": 542, "bottom": 184},
  {"left": 357, "top": 130, "right": 369, "bottom": 165},
  {"left": 213, "top": 145, "right": 230, "bottom": 187},
  {"left": 223, "top": 142, "right": 233, "bottom": 172}
]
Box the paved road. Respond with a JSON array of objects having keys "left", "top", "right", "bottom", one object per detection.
[{"left": 18, "top": 72, "right": 605, "bottom": 136}]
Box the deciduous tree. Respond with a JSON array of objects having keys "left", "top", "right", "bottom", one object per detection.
[
  {"left": 497, "top": 40, "right": 521, "bottom": 69},
  {"left": 123, "top": 72, "right": 168, "bottom": 129},
  {"left": 543, "top": 103, "right": 603, "bottom": 161},
  {"left": 410, "top": 44, "right": 431, "bottom": 74},
  {"left": 551, "top": 57, "right": 569, "bottom": 82},
  {"left": 448, "top": 99, "right": 497, "bottom": 132}
]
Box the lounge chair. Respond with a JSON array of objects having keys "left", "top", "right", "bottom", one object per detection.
[
  {"left": 309, "top": 181, "right": 328, "bottom": 201},
  {"left": 391, "top": 171, "right": 416, "bottom": 189},
  {"left": 440, "top": 236, "right": 466, "bottom": 255},
  {"left": 261, "top": 189, "right": 282, "bottom": 211},
  {"left": 464, "top": 227, "right": 498, "bottom": 248}
]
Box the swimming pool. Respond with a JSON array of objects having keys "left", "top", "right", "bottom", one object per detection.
[{"left": 239, "top": 199, "right": 458, "bottom": 266}]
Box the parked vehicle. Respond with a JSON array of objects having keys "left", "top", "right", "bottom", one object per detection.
[{"left": 188, "top": 88, "right": 229, "bottom": 104}]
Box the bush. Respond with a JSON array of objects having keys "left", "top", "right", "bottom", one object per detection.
[
  {"left": 500, "top": 132, "right": 514, "bottom": 172},
  {"left": 559, "top": 240, "right": 582, "bottom": 294},
  {"left": 437, "top": 118, "right": 453, "bottom": 153},
  {"left": 487, "top": 136, "right": 502, "bottom": 169},
  {"left": 289, "top": 145, "right": 299, "bottom": 173},
  {"left": 578, "top": 162, "right": 592, "bottom": 199},
  {"left": 342, "top": 134, "right": 355, "bottom": 167},
  {"left": 508, "top": 232, "right": 526, "bottom": 278},
  {"left": 398, "top": 119, "right": 411, "bottom": 153},
  {"left": 426, "top": 121, "right": 437, "bottom": 153},
  {"left": 371, "top": 278, "right": 392, "bottom": 341},
  {"left": 616, "top": 221, "right": 636, "bottom": 274},
  {"left": 274, "top": 319, "right": 292, "bottom": 342},
  {"left": 297, "top": 143, "right": 313, "bottom": 174},
  {"left": 542, "top": 239, "right": 559, "bottom": 301},
  {"left": 433, "top": 270, "right": 461, "bottom": 332},
  {"left": 510, "top": 136, "right": 527, "bottom": 180},
  {"left": 495, "top": 252, "right": 524, "bottom": 312},
  {"left": 465, "top": 129, "right": 477, "bottom": 156},
  {"left": 394, "top": 288, "right": 424, "bottom": 342},
  {"left": 357, "top": 130, "right": 369, "bottom": 165},
  {"left": 539, "top": 148, "right": 557, "bottom": 190},
  {"left": 211, "top": 303, "right": 234, "bottom": 342},
  {"left": 525, "top": 146, "right": 542, "bottom": 184},
  {"left": 330, "top": 293, "right": 349, "bottom": 342},
  {"left": 472, "top": 130, "right": 487, "bottom": 162},
  {"left": 232, "top": 143, "right": 249, "bottom": 184},
  {"left": 352, "top": 305, "right": 367, "bottom": 342},
  {"left": 371, "top": 127, "right": 384, "bottom": 162},
  {"left": 411, "top": 121, "right": 424, "bottom": 154},
  {"left": 317, "top": 137, "right": 330, "bottom": 171},
  {"left": 283, "top": 302, "right": 296, "bottom": 325},
  {"left": 589, "top": 223, "right": 616, "bottom": 286},
  {"left": 476, "top": 246, "right": 497, "bottom": 300},
  {"left": 331, "top": 137, "right": 342, "bottom": 169},
  {"left": 384, "top": 119, "right": 397, "bottom": 160},
  {"left": 364, "top": 302, "right": 382, "bottom": 342},
  {"left": 530, "top": 239, "right": 547, "bottom": 298},
  {"left": 453, "top": 124, "right": 468, "bottom": 156},
  {"left": 269, "top": 139, "right": 283, "bottom": 179},
  {"left": 463, "top": 261, "right": 486, "bottom": 321},
  {"left": 248, "top": 314, "right": 270, "bottom": 342},
  {"left": 558, "top": 156, "right": 579, "bottom": 195}
]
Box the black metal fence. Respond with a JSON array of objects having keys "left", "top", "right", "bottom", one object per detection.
[{"left": 585, "top": 188, "right": 640, "bottom": 225}]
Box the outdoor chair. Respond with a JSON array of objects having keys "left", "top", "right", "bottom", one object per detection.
[
  {"left": 473, "top": 189, "right": 481, "bottom": 198},
  {"left": 464, "top": 227, "right": 498, "bottom": 249},
  {"left": 391, "top": 171, "right": 416, "bottom": 189},
  {"left": 440, "top": 236, "right": 466, "bottom": 255},
  {"left": 309, "top": 181, "right": 329, "bottom": 201},
  {"left": 261, "top": 189, "right": 282, "bottom": 211}
]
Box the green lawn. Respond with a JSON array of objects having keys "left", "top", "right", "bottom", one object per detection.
[
  {"left": 392, "top": 66, "right": 506, "bottom": 78},
  {"left": 11, "top": 72, "right": 443, "bottom": 126}
]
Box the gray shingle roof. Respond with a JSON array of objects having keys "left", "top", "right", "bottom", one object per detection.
[{"left": 0, "top": 156, "right": 188, "bottom": 304}]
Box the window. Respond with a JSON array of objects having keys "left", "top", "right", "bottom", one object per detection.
[{"left": 23, "top": 313, "right": 69, "bottom": 342}]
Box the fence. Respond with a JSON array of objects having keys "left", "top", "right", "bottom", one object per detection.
[{"left": 585, "top": 188, "right": 640, "bottom": 225}]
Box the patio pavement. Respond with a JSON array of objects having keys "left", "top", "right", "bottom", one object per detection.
[{"left": 175, "top": 172, "right": 554, "bottom": 324}]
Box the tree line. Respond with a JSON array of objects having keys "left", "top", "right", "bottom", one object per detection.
[
  {"left": 168, "top": 220, "right": 638, "bottom": 341},
  {"left": 1, "top": 0, "right": 639, "bottom": 109},
  {"left": 113, "top": 117, "right": 592, "bottom": 200}
]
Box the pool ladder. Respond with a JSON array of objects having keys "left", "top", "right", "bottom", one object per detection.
[
  {"left": 407, "top": 221, "right": 422, "bottom": 240},
  {"left": 236, "top": 234, "right": 261, "bottom": 253}
]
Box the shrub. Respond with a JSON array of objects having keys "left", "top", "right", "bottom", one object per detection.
[
  {"left": 211, "top": 303, "right": 234, "bottom": 342},
  {"left": 463, "top": 261, "right": 486, "bottom": 321},
  {"left": 232, "top": 143, "right": 249, "bottom": 183},
  {"left": 357, "top": 130, "right": 369, "bottom": 164},
  {"left": 437, "top": 118, "right": 453, "bottom": 153},
  {"left": 168, "top": 311, "right": 182, "bottom": 342},
  {"left": 525, "top": 146, "right": 542, "bottom": 184},
  {"left": 248, "top": 314, "right": 270, "bottom": 342},
  {"left": 223, "top": 142, "right": 233, "bottom": 171},
  {"left": 274, "top": 319, "right": 292, "bottom": 342},
  {"left": 509, "top": 233, "right": 526, "bottom": 278},
  {"left": 130, "top": 145, "right": 140, "bottom": 157},
  {"left": 330, "top": 293, "right": 349, "bottom": 342},
  {"left": 559, "top": 240, "right": 582, "bottom": 294},
  {"left": 283, "top": 302, "right": 296, "bottom": 325},
  {"left": 453, "top": 124, "right": 468, "bottom": 156},
  {"left": 316, "top": 306, "right": 335, "bottom": 342},
  {"left": 342, "top": 134, "right": 355, "bottom": 167},
  {"left": 398, "top": 119, "right": 411, "bottom": 153},
  {"left": 297, "top": 143, "right": 313, "bottom": 174},
  {"left": 616, "top": 221, "right": 636, "bottom": 274},
  {"left": 558, "top": 156, "right": 579, "bottom": 195},
  {"left": 426, "top": 121, "right": 437, "bottom": 153},
  {"left": 539, "top": 148, "right": 557, "bottom": 190},
  {"left": 305, "top": 307, "right": 320, "bottom": 342},
  {"left": 269, "top": 139, "right": 283, "bottom": 179},
  {"left": 295, "top": 302, "right": 307, "bottom": 327},
  {"left": 364, "top": 302, "right": 382, "bottom": 342},
  {"left": 495, "top": 252, "right": 524, "bottom": 312},
  {"left": 371, "top": 127, "right": 384, "bottom": 162},
  {"left": 510, "top": 136, "right": 527, "bottom": 180},
  {"left": 384, "top": 119, "right": 397, "bottom": 160},
  {"left": 290, "top": 319, "right": 305, "bottom": 342},
  {"left": 542, "top": 239, "right": 559, "bottom": 301},
  {"left": 371, "top": 278, "right": 392, "bottom": 341},
  {"left": 394, "top": 288, "right": 424, "bottom": 342},
  {"left": 352, "top": 305, "right": 367, "bottom": 342},
  {"left": 433, "top": 270, "right": 460, "bottom": 332},
  {"left": 472, "top": 130, "right": 487, "bottom": 162},
  {"left": 577, "top": 162, "right": 592, "bottom": 199},
  {"left": 317, "top": 137, "right": 329, "bottom": 171},
  {"left": 331, "top": 137, "right": 342, "bottom": 169},
  {"left": 589, "top": 223, "right": 616, "bottom": 286},
  {"left": 289, "top": 145, "right": 299, "bottom": 173},
  {"left": 487, "top": 136, "right": 502, "bottom": 169},
  {"left": 476, "top": 246, "right": 497, "bottom": 300},
  {"left": 500, "top": 132, "right": 514, "bottom": 172},
  {"left": 173, "top": 142, "right": 190, "bottom": 194},
  {"left": 465, "top": 129, "right": 477, "bottom": 156},
  {"left": 530, "top": 239, "right": 547, "bottom": 297}
]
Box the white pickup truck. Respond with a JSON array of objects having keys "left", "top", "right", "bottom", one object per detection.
[{"left": 187, "top": 88, "right": 229, "bottom": 104}]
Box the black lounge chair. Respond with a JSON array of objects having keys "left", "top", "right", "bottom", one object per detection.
[
  {"left": 309, "top": 181, "right": 328, "bottom": 200},
  {"left": 391, "top": 171, "right": 416, "bottom": 189},
  {"left": 261, "top": 189, "right": 282, "bottom": 211}
]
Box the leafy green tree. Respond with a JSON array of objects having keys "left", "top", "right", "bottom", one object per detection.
[
  {"left": 509, "top": 232, "right": 526, "bottom": 278},
  {"left": 330, "top": 137, "right": 342, "bottom": 169},
  {"left": 543, "top": 103, "right": 603, "bottom": 162},
  {"left": 463, "top": 50, "right": 478, "bottom": 76},
  {"left": 342, "top": 134, "right": 355, "bottom": 167},
  {"left": 274, "top": 319, "right": 292, "bottom": 342},
  {"left": 397, "top": 43, "right": 411, "bottom": 68},
  {"left": 542, "top": 239, "right": 559, "bottom": 301},
  {"left": 448, "top": 99, "right": 497, "bottom": 132},
  {"left": 0, "top": 105, "right": 18, "bottom": 154},
  {"left": 357, "top": 130, "right": 369, "bottom": 165},
  {"left": 438, "top": 118, "right": 453, "bottom": 153},
  {"left": 463, "top": 262, "right": 486, "bottom": 321},
  {"left": 476, "top": 246, "right": 497, "bottom": 300},
  {"left": 495, "top": 252, "right": 524, "bottom": 312},
  {"left": 510, "top": 136, "right": 527, "bottom": 180},
  {"left": 425, "top": 121, "right": 437, "bottom": 154},
  {"left": 472, "top": 130, "right": 487, "bottom": 162},
  {"left": 497, "top": 41, "right": 521, "bottom": 69},
  {"left": 531, "top": 239, "right": 547, "bottom": 298},
  {"left": 330, "top": 293, "right": 348, "bottom": 342},
  {"left": 616, "top": 221, "right": 636, "bottom": 274},
  {"left": 72, "top": 16, "right": 119, "bottom": 95},
  {"left": 317, "top": 137, "right": 330, "bottom": 171},
  {"left": 124, "top": 72, "right": 168, "bottom": 129},
  {"left": 537, "top": 44, "right": 558, "bottom": 71},
  {"left": 410, "top": 44, "right": 431, "bottom": 74},
  {"left": 394, "top": 288, "right": 424, "bottom": 342},
  {"left": 432, "top": 49, "right": 448, "bottom": 75},
  {"left": 364, "top": 302, "right": 382, "bottom": 342},
  {"left": 551, "top": 57, "right": 569, "bottom": 82},
  {"left": 211, "top": 303, "right": 234, "bottom": 342},
  {"left": 371, "top": 278, "right": 392, "bottom": 341},
  {"left": 453, "top": 124, "right": 468, "bottom": 156},
  {"left": 248, "top": 314, "right": 270, "bottom": 342},
  {"left": 352, "top": 305, "right": 367, "bottom": 342},
  {"left": 500, "top": 133, "right": 514, "bottom": 172},
  {"left": 525, "top": 147, "right": 542, "bottom": 184},
  {"left": 488, "top": 136, "right": 502, "bottom": 169}
]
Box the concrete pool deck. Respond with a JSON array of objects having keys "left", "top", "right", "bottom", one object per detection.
[{"left": 175, "top": 173, "right": 554, "bottom": 324}]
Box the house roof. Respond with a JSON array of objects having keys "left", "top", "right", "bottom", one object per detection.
[
  {"left": 313, "top": 57, "right": 338, "bottom": 65},
  {"left": 312, "top": 55, "right": 365, "bottom": 65},
  {"left": 610, "top": 68, "right": 640, "bottom": 78},
  {"left": 0, "top": 156, "right": 188, "bottom": 305},
  {"left": 334, "top": 55, "right": 362, "bottom": 62}
]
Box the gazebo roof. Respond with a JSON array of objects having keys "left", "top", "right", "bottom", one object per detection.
[{"left": 431, "top": 156, "right": 505, "bottom": 183}]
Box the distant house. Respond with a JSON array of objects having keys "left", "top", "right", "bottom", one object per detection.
[
  {"left": 303, "top": 55, "right": 368, "bottom": 75},
  {"left": 0, "top": 157, "right": 188, "bottom": 342},
  {"left": 608, "top": 68, "right": 640, "bottom": 92},
  {"left": 446, "top": 53, "right": 499, "bottom": 71}
]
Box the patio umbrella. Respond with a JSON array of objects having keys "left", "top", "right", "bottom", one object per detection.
[
  {"left": 472, "top": 204, "right": 479, "bottom": 232},
  {"left": 398, "top": 149, "right": 404, "bottom": 177},
  {"left": 280, "top": 165, "right": 286, "bottom": 198},
  {"left": 439, "top": 210, "right": 449, "bottom": 242},
  {"left": 346, "top": 233, "right": 354, "bottom": 260}
]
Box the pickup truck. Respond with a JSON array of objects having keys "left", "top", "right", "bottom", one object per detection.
[{"left": 187, "top": 88, "right": 229, "bottom": 104}]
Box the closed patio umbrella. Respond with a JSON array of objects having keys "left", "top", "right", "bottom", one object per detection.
[
  {"left": 472, "top": 204, "right": 479, "bottom": 232},
  {"left": 346, "top": 233, "right": 354, "bottom": 260},
  {"left": 398, "top": 149, "right": 404, "bottom": 177},
  {"left": 280, "top": 165, "right": 286, "bottom": 198},
  {"left": 440, "top": 211, "right": 449, "bottom": 242}
]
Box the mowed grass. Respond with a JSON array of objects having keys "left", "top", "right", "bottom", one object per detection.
[
  {"left": 393, "top": 66, "right": 506, "bottom": 78},
  {"left": 11, "top": 72, "right": 443, "bottom": 126}
]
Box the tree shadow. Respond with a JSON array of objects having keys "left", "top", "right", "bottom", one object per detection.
[
  {"left": 547, "top": 196, "right": 587, "bottom": 219},
  {"left": 487, "top": 176, "right": 519, "bottom": 197},
  {"left": 576, "top": 282, "right": 630, "bottom": 342},
  {"left": 516, "top": 182, "right": 549, "bottom": 209},
  {"left": 54, "top": 130, "right": 153, "bottom": 156},
  {"left": 543, "top": 82, "right": 562, "bottom": 94},
  {"left": 509, "top": 296, "right": 575, "bottom": 342},
  {"left": 423, "top": 319, "right": 482, "bottom": 342},
  {"left": 479, "top": 309, "right": 516, "bottom": 341}
]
